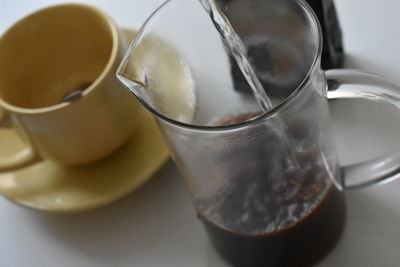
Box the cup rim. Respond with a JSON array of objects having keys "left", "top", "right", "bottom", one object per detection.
[
  {"left": 121, "top": 0, "right": 323, "bottom": 132},
  {"left": 0, "top": 3, "right": 120, "bottom": 115}
]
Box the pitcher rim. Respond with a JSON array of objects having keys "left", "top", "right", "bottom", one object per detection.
[{"left": 118, "top": 0, "right": 323, "bottom": 132}]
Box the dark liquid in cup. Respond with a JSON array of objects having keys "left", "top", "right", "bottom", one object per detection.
[{"left": 200, "top": 115, "right": 347, "bottom": 267}]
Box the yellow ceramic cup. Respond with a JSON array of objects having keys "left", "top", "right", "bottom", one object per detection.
[{"left": 0, "top": 4, "right": 140, "bottom": 170}]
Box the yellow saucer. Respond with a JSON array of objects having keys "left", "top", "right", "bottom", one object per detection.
[
  {"left": 0, "top": 108, "right": 169, "bottom": 213},
  {"left": 0, "top": 29, "right": 169, "bottom": 213}
]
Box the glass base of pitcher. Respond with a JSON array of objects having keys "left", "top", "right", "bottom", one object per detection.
[{"left": 200, "top": 185, "right": 347, "bottom": 267}]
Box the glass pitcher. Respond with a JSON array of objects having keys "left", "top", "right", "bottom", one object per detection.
[{"left": 117, "top": 0, "right": 400, "bottom": 266}]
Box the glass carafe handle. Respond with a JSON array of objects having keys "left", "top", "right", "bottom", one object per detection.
[{"left": 326, "top": 69, "right": 400, "bottom": 189}]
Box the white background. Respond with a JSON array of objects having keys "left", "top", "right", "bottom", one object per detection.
[{"left": 2, "top": 0, "right": 400, "bottom": 266}]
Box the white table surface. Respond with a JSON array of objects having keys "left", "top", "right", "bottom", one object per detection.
[{"left": 2, "top": 0, "right": 400, "bottom": 266}]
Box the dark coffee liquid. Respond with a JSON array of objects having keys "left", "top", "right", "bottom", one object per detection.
[
  {"left": 201, "top": 185, "right": 346, "bottom": 267},
  {"left": 199, "top": 115, "right": 347, "bottom": 267}
]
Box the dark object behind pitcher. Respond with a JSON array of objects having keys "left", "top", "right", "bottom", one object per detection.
[
  {"left": 216, "top": 0, "right": 344, "bottom": 97},
  {"left": 307, "top": 0, "right": 344, "bottom": 69}
]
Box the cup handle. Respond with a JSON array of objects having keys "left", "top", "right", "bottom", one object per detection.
[
  {"left": 326, "top": 69, "right": 400, "bottom": 189},
  {"left": 0, "top": 108, "right": 40, "bottom": 172}
]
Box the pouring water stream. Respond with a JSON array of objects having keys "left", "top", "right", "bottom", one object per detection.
[
  {"left": 198, "top": 0, "right": 274, "bottom": 112},
  {"left": 198, "top": 0, "right": 297, "bottom": 170}
]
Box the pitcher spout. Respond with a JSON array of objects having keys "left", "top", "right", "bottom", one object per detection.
[{"left": 117, "top": 27, "right": 196, "bottom": 125}]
